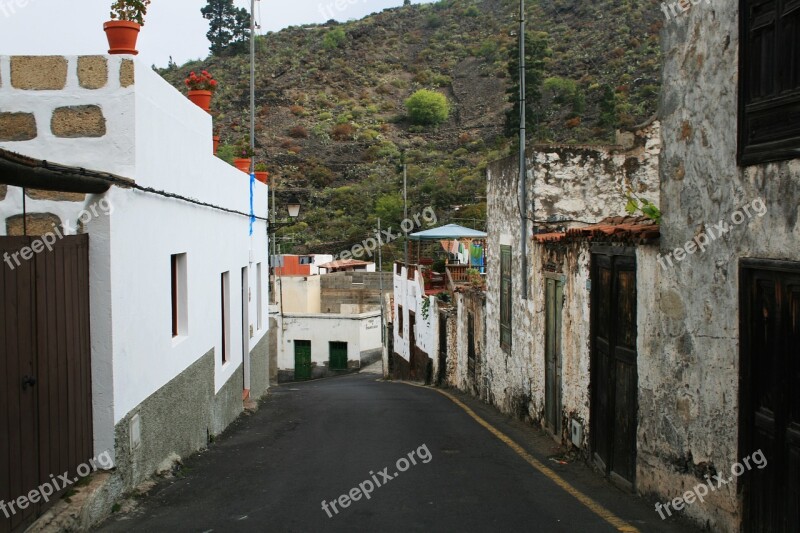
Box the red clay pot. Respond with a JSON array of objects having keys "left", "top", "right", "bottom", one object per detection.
[
  {"left": 234, "top": 158, "right": 252, "bottom": 173},
  {"left": 255, "top": 171, "right": 269, "bottom": 185},
  {"left": 188, "top": 90, "right": 213, "bottom": 112},
  {"left": 213, "top": 135, "right": 220, "bottom": 155},
  {"left": 103, "top": 20, "right": 141, "bottom": 55}
]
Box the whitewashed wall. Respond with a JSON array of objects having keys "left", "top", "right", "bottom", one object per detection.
[
  {"left": 0, "top": 56, "right": 270, "bottom": 457},
  {"left": 392, "top": 265, "right": 437, "bottom": 361},
  {"left": 277, "top": 311, "right": 381, "bottom": 370}
]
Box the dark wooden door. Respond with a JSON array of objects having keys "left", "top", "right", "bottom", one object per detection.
[
  {"left": 545, "top": 276, "right": 564, "bottom": 436},
  {"left": 590, "top": 250, "right": 638, "bottom": 490},
  {"left": 436, "top": 314, "right": 447, "bottom": 386},
  {"left": 294, "top": 340, "right": 311, "bottom": 380},
  {"left": 1, "top": 235, "right": 92, "bottom": 533},
  {"left": 741, "top": 262, "right": 800, "bottom": 532},
  {"left": 329, "top": 342, "right": 347, "bottom": 370}
]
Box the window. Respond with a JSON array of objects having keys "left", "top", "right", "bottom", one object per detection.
[
  {"left": 220, "top": 271, "right": 230, "bottom": 363},
  {"left": 398, "top": 305, "right": 404, "bottom": 338},
  {"left": 500, "top": 245, "right": 512, "bottom": 350},
  {"left": 171, "top": 253, "right": 187, "bottom": 337},
  {"left": 257, "top": 263, "right": 263, "bottom": 330},
  {"left": 739, "top": 0, "right": 800, "bottom": 164}
]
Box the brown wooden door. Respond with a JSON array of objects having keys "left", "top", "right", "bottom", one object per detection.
[
  {"left": 1, "top": 235, "right": 92, "bottom": 533},
  {"left": 590, "top": 249, "right": 638, "bottom": 490},
  {"left": 740, "top": 262, "right": 800, "bottom": 532}
]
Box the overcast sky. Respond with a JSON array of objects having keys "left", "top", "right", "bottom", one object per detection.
[{"left": 0, "top": 0, "right": 436, "bottom": 67}]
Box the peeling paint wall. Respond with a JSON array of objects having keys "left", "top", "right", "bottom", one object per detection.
[
  {"left": 483, "top": 127, "right": 661, "bottom": 423},
  {"left": 639, "top": 2, "right": 800, "bottom": 530},
  {"left": 447, "top": 291, "right": 486, "bottom": 397}
]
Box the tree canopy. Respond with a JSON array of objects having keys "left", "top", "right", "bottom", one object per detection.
[{"left": 201, "top": 0, "right": 251, "bottom": 55}]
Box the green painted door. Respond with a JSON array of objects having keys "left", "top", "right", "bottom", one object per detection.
[
  {"left": 294, "top": 340, "right": 311, "bottom": 380},
  {"left": 329, "top": 342, "right": 348, "bottom": 370}
]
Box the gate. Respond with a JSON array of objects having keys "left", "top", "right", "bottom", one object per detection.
[
  {"left": 1, "top": 235, "right": 92, "bottom": 533},
  {"left": 590, "top": 247, "right": 638, "bottom": 490}
]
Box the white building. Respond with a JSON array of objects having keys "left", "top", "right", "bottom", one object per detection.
[
  {"left": 0, "top": 55, "right": 270, "bottom": 531},
  {"left": 273, "top": 271, "right": 388, "bottom": 381}
]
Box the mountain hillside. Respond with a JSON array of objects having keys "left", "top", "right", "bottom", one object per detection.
[{"left": 160, "top": 0, "right": 663, "bottom": 261}]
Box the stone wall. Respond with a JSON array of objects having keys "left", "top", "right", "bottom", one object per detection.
[
  {"left": 483, "top": 124, "right": 661, "bottom": 421},
  {"left": 639, "top": 2, "right": 800, "bottom": 530},
  {"left": 320, "top": 271, "right": 392, "bottom": 313}
]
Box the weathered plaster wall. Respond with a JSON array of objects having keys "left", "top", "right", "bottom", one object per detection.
[
  {"left": 531, "top": 122, "right": 660, "bottom": 225},
  {"left": 449, "top": 291, "right": 486, "bottom": 398},
  {"left": 528, "top": 242, "right": 594, "bottom": 444},
  {"left": 640, "top": 2, "right": 800, "bottom": 530},
  {"left": 484, "top": 127, "right": 661, "bottom": 425}
]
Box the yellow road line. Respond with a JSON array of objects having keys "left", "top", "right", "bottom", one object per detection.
[{"left": 395, "top": 381, "right": 640, "bottom": 533}]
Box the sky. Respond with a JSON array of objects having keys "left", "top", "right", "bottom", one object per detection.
[{"left": 0, "top": 0, "right": 436, "bottom": 68}]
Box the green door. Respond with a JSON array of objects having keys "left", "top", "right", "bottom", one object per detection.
[
  {"left": 329, "top": 342, "right": 348, "bottom": 370},
  {"left": 294, "top": 340, "right": 312, "bottom": 380}
]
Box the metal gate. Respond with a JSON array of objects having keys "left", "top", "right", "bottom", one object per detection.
[
  {"left": 1, "top": 235, "right": 93, "bottom": 533},
  {"left": 590, "top": 247, "right": 638, "bottom": 491}
]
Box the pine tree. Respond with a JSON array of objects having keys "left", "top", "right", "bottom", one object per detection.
[
  {"left": 504, "top": 31, "right": 549, "bottom": 141},
  {"left": 201, "top": 0, "right": 251, "bottom": 55}
]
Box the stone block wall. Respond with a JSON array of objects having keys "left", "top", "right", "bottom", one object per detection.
[{"left": 320, "top": 271, "right": 393, "bottom": 313}]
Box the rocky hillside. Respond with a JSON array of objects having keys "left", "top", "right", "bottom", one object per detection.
[{"left": 160, "top": 0, "right": 663, "bottom": 261}]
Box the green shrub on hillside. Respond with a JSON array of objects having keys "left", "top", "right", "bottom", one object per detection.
[
  {"left": 405, "top": 89, "right": 450, "bottom": 125},
  {"left": 323, "top": 28, "right": 346, "bottom": 50}
]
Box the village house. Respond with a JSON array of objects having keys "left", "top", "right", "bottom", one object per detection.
[
  {"left": 0, "top": 55, "right": 270, "bottom": 531},
  {"left": 274, "top": 268, "right": 389, "bottom": 381},
  {"left": 432, "top": 1, "right": 799, "bottom": 530}
]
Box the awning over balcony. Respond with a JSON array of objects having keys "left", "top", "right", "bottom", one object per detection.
[{"left": 408, "top": 223, "right": 487, "bottom": 240}]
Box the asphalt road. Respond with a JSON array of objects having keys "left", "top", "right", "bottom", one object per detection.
[{"left": 96, "top": 370, "right": 698, "bottom": 532}]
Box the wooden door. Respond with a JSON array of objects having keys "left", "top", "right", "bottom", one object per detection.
[
  {"left": 740, "top": 262, "right": 800, "bottom": 532},
  {"left": 1, "top": 235, "right": 92, "bottom": 533},
  {"left": 329, "top": 342, "right": 347, "bottom": 370},
  {"left": 545, "top": 275, "right": 564, "bottom": 437},
  {"left": 590, "top": 249, "right": 638, "bottom": 490},
  {"left": 294, "top": 340, "right": 311, "bottom": 380}
]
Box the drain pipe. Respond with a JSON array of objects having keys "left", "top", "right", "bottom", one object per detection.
[{"left": 518, "top": 0, "right": 528, "bottom": 300}]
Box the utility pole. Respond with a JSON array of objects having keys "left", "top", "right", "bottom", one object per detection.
[
  {"left": 249, "top": 0, "right": 256, "bottom": 174},
  {"left": 402, "top": 150, "right": 408, "bottom": 267},
  {"left": 518, "top": 0, "right": 529, "bottom": 300},
  {"left": 378, "top": 218, "right": 385, "bottom": 349}
]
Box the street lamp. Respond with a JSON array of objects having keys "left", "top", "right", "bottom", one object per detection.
[{"left": 287, "top": 197, "right": 301, "bottom": 219}]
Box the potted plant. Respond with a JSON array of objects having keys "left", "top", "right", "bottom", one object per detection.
[
  {"left": 185, "top": 70, "right": 219, "bottom": 113},
  {"left": 213, "top": 133, "right": 220, "bottom": 155},
  {"left": 104, "top": 0, "right": 151, "bottom": 55},
  {"left": 233, "top": 138, "right": 255, "bottom": 173},
  {"left": 254, "top": 163, "right": 269, "bottom": 184}
]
